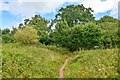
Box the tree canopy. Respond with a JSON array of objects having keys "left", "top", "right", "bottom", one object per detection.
[
  {"left": 2, "top": 4, "right": 119, "bottom": 51},
  {"left": 55, "top": 4, "right": 95, "bottom": 27}
]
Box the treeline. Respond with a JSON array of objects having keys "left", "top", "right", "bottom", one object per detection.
[{"left": 1, "top": 4, "right": 119, "bottom": 51}]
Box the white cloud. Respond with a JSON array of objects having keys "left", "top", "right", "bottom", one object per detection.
[
  {"left": 80, "top": 0, "right": 119, "bottom": 18},
  {"left": 118, "top": 1, "right": 120, "bottom": 19},
  {"left": 109, "top": 1, "right": 119, "bottom": 18},
  {"left": 1, "top": 0, "right": 120, "bottom": 29},
  {"left": 1, "top": 0, "right": 83, "bottom": 18},
  {"left": 1, "top": 0, "right": 119, "bottom": 17},
  {"left": 2, "top": 0, "right": 119, "bottom": 18},
  {"left": 2, "top": 2, "right": 63, "bottom": 18},
  {"left": 1, "top": 0, "right": 83, "bottom": 28},
  {"left": 13, "top": 0, "right": 82, "bottom": 2},
  {"left": 0, "top": 1, "right": 1, "bottom": 11},
  {"left": 81, "top": 0, "right": 114, "bottom": 14}
]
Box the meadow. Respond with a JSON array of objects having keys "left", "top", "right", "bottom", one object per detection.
[
  {"left": 64, "top": 48, "right": 119, "bottom": 78},
  {"left": 1, "top": 4, "right": 119, "bottom": 79},
  {"left": 2, "top": 43, "right": 119, "bottom": 78},
  {"left": 2, "top": 43, "right": 69, "bottom": 78}
]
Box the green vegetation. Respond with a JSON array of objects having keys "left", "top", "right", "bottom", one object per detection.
[
  {"left": 64, "top": 48, "right": 118, "bottom": 78},
  {"left": 2, "top": 4, "right": 119, "bottom": 51},
  {"left": 2, "top": 43, "right": 69, "bottom": 78},
  {"left": 54, "top": 4, "right": 95, "bottom": 27},
  {"left": 14, "top": 26, "right": 38, "bottom": 45},
  {"left": 1, "top": 4, "right": 119, "bottom": 78},
  {"left": 2, "top": 44, "right": 119, "bottom": 78}
]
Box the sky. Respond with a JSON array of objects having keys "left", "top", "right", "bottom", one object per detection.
[{"left": 0, "top": 0, "right": 120, "bottom": 29}]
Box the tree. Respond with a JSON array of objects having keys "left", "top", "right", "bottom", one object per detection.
[
  {"left": 55, "top": 19, "right": 69, "bottom": 33},
  {"left": 67, "top": 22, "right": 103, "bottom": 51},
  {"left": 53, "top": 22, "right": 102, "bottom": 51},
  {"left": 97, "top": 16, "right": 119, "bottom": 48},
  {"left": 98, "top": 16, "right": 118, "bottom": 23},
  {"left": 20, "top": 15, "right": 50, "bottom": 44},
  {"left": 79, "top": 22, "right": 103, "bottom": 49},
  {"left": 18, "top": 23, "right": 24, "bottom": 29},
  {"left": 28, "top": 15, "right": 48, "bottom": 32},
  {"left": 2, "top": 28, "right": 10, "bottom": 35},
  {"left": 39, "top": 32, "right": 54, "bottom": 46},
  {"left": 2, "top": 28, "right": 13, "bottom": 43},
  {"left": 39, "top": 20, "right": 69, "bottom": 46},
  {"left": 14, "top": 26, "right": 38, "bottom": 45},
  {"left": 11, "top": 26, "right": 17, "bottom": 35},
  {"left": 50, "top": 20, "right": 70, "bottom": 46},
  {"left": 24, "top": 19, "right": 30, "bottom": 26},
  {"left": 21, "top": 15, "right": 48, "bottom": 35},
  {"left": 55, "top": 4, "right": 95, "bottom": 27}
]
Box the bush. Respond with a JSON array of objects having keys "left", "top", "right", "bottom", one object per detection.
[
  {"left": 2, "top": 35, "right": 13, "bottom": 43},
  {"left": 14, "top": 26, "right": 38, "bottom": 45},
  {"left": 79, "top": 22, "right": 103, "bottom": 49},
  {"left": 39, "top": 32, "right": 54, "bottom": 46},
  {"left": 2, "top": 28, "right": 13, "bottom": 43},
  {"left": 54, "top": 22, "right": 103, "bottom": 51},
  {"left": 97, "top": 17, "right": 119, "bottom": 48}
]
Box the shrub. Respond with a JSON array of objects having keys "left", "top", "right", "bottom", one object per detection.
[
  {"left": 97, "top": 17, "right": 118, "bottom": 48},
  {"left": 14, "top": 26, "right": 38, "bottom": 45},
  {"left": 54, "top": 22, "right": 103, "bottom": 51},
  {"left": 39, "top": 32, "right": 54, "bottom": 46},
  {"left": 79, "top": 22, "right": 103, "bottom": 49},
  {"left": 2, "top": 35, "right": 13, "bottom": 43},
  {"left": 2, "top": 28, "right": 13, "bottom": 43}
]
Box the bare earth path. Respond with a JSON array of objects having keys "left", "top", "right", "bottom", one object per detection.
[{"left": 59, "top": 58, "right": 70, "bottom": 78}]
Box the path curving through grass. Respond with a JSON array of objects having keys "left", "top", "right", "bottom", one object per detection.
[{"left": 59, "top": 58, "right": 70, "bottom": 78}]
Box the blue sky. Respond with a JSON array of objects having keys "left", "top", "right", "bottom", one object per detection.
[{"left": 0, "top": 0, "right": 119, "bottom": 29}]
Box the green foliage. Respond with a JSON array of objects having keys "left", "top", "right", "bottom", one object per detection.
[
  {"left": 54, "top": 28, "right": 71, "bottom": 49},
  {"left": 2, "top": 28, "right": 13, "bottom": 43},
  {"left": 22, "top": 15, "right": 48, "bottom": 34},
  {"left": 14, "top": 26, "right": 38, "bottom": 45},
  {"left": 53, "top": 22, "right": 102, "bottom": 51},
  {"left": 20, "top": 15, "right": 50, "bottom": 45},
  {"left": 64, "top": 48, "right": 118, "bottom": 78},
  {"left": 98, "top": 16, "right": 118, "bottom": 23},
  {"left": 2, "top": 35, "right": 13, "bottom": 43},
  {"left": 2, "top": 50, "right": 34, "bottom": 78},
  {"left": 2, "top": 43, "right": 119, "bottom": 78},
  {"left": 18, "top": 23, "right": 24, "bottom": 29},
  {"left": 39, "top": 32, "right": 54, "bottom": 46},
  {"left": 52, "top": 20, "right": 70, "bottom": 45},
  {"left": 39, "top": 19, "right": 69, "bottom": 46},
  {"left": 2, "top": 28, "right": 10, "bottom": 35},
  {"left": 55, "top": 19, "right": 69, "bottom": 32},
  {"left": 45, "top": 45, "right": 70, "bottom": 54},
  {"left": 55, "top": 4, "right": 95, "bottom": 27},
  {"left": 78, "top": 22, "right": 102, "bottom": 49},
  {"left": 2, "top": 43, "right": 68, "bottom": 78},
  {"left": 11, "top": 27, "right": 17, "bottom": 35},
  {"left": 2, "top": 6, "right": 119, "bottom": 51},
  {"left": 118, "top": 26, "right": 120, "bottom": 48},
  {"left": 97, "top": 16, "right": 119, "bottom": 48},
  {"left": 1, "top": 4, "right": 120, "bottom": 79}
]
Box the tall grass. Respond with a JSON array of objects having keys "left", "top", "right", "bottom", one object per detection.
[
  {"left": 2, "top": 43, "right": 119, "bottom": 78},
  {"left": 2, "top": 43, "right": 69, "bottom": 78},
  {"left": 64, "top": 48, "right": 118, "bottom": 78}
]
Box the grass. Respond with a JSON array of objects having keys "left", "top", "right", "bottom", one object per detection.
[
  {"left": 64, "top": 48, "right": 119, "bottom": 78},
  {"left": 2, "top": 43, "right": 119, "bottom": 78},
  {"left": 2, "top": 43, "right": 69, "bottom": 78}
]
